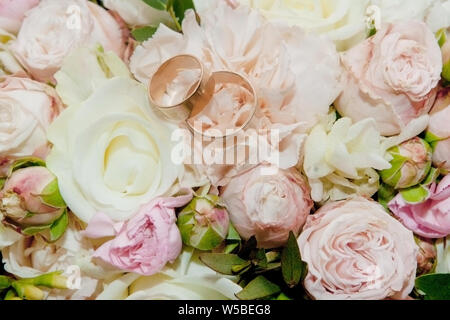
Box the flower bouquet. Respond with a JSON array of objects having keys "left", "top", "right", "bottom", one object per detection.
[{"left": 0, "top": 0, "right": 449, "bottom": 301}]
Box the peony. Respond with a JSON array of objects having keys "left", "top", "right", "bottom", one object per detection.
[
  {"left": 388, "top": 175, "right": 450, "bottom": 239},
  {"left": 221, "top": 165, "right": 313, "bottom": 248},
  {"left": 303, "top": 111, "right": 428, "bottom": 202},
  {"left": 297, "top": 197, "right": 418, "bottom": 300},
  {"left": 130, "top": 0, "right": 342, "bottom": 174},
  {"left": 238, "top": 0, "right": 369, "bottom": 51},
  {"left": 96, "top": 248, "right": 242, "bottom": 300},
  {"left": 102, "top": 0, "right": 173, "bottom": 27},
  {"left": 0, "top": 0, "right": 38, "bottom": 34},
  {"left": 335, "top": 21, "right": 442, "bottom": 136},
  {"left": 0, "top": 76, "right": 63, "bottom": 164},
  {"left": 10, "top": 0, "right": 126, "bottom": 83},
  {"left": 46, "top": 75, "right": 182, "bottom": 223},
  {"left": 82, "top": 194, "right": 192, "bottom": 276},
  {"left": 1, "top": 216, "right": 104, "bottom": 300},
  {"left": 426, "top": 89, "right": 450, "bottom": 172}
]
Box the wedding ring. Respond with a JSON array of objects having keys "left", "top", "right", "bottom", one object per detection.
[{"left": 148, "top": 55, "right": 257, "bottom": 138}]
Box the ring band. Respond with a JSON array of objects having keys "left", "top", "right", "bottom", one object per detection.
[{"left": 148, "top": 55, "right": 256, "bottom": 138}]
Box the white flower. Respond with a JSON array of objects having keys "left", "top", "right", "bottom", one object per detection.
[
  {"left": 97, "top": 248, "right": 242, "bottom": 300},
  {"left": 303, "top": 112, "right": 429, "bottom": 202},
  {"left": 47, "top": 76, "right": 181, "bottom": 222},
  {"left": 102, "top": 0, "right": 173, "bottom": 27},
  {"left": 435, "top": 236, "right": 450, "bottom": 273},
  {"left": 237, "top": 0, "right": 370, "bottom": 51},
  {"left": 1, "top": 217, "right": 104, "bottom": 300}
]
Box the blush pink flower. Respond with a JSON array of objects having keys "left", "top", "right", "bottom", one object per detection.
[
  {"left": 82, "top": 194, "right": 192, "bottom": 276},
  {"left": 388, "top": 175, "right": 450, "bottom": 238},
  {"left": 11, "top": 0, "right": 126, "bottom": 83},
  {"left": 0, "top": 0, "right": 38, "bottom": 34},
  {"left": 221, "top": 165, "right": 313, "bottom": 248},
  {"left": 336, "top": 21, "right": 442, "bottom": 136},
  {"left": 297, "top": 197, "right": 418, "bottom": 300}
]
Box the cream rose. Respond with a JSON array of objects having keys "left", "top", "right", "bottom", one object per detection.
[
  {"left": 10, "top": 0, "right": 126, "bottom": 83},
  {"left": 97, "top": 248, "right": 242, "bottom": 300},
  {"left": 238, "top": 0, "right": 369, "bottom": 51},
  {"left": 0, "top": 76, "right": 63, "bottom": 163},
  {"left": 102, "top": 0, "right": 173, "bottom": 27},
  {"left": 336, "top": 21, "right": 442, "bottom": 136},
  {"left": 46, "top": 75, "right": 181, "bottom": 223},
  {"left": 1, "top": 216, "right": 104, "bottom": 300},
  {"left": 221, "top": 165, "right": 313, "bottom": 248},
  {"left": 297, "top": 197, "right": 418, "bottom": 300}
]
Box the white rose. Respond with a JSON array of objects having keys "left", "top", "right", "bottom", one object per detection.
[
  {"left": 238, "top": 0, "right": 370, "bottom": 51},
  {"left": 47, "top": 72, "right": 182, "bottom": 222},
  {"left": 1, "top": 217, "right": 103, "bottom": 300},
  {"left": 97, "top": 248, "right": 242, "bottom": 300},
  {"left": 10, "top": 0, "right": 125, "bottom": 83},
  {"left": 0, "top": 76, "right": 63, "bottom": 162},
  {"left": 103, "top": 0, "right": 173, "bottom": 27}
]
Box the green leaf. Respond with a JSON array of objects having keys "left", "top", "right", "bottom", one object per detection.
[
  {"left": 172, "top": 0, "right": 195, "bottom": 23},
  {"left": 281, "top": 231, "right": 305, "bottom": 288},
  {"left": 422, "top": 167, "right": 440, "bottom": 186},
  {"left": 199, "top": 253, "right": 247, "bottom": 275},
  {"left": 39, "top": 179, "right": 66, "bottom": 208},
  {"left": 400, "top": 185, "right": 430, "bottom": 204},
  {"left": 251, "top": 248, "right": 267, "bottom": 268},
  {"left": 0, "top": 275, "right": 11, "bottom": 290},
  {"left": 231, "top": 261, "right": 252, "bottom": 274},
  {"left": 131, "top": 26, "right": 159, "bottom": 42},
  {"left": 8, "top": 157, "right": 45, "bottom": 176},
  {"left": 141, "top": 0, "right": 167, "bottom": 10},
  {"left": 415, "top": 273, "right": 450, "bottom": 300},
  {"left": 226, "top": 223, "right": 241, "bottom": 241},
  {"left": 224, "top": 242, "right": 240, "bottom": 254},
  {"left": 49, "top": 209, "right": 69, "bottom": 242},
  {"left": 235, "top": 276, "right": 281, "bottom": 300},
  {"left": 239, "top": 236, "right": 257, "bottom": 260},
  {"left": 377, "top": 183, "right": 396, "bottom": 210}
]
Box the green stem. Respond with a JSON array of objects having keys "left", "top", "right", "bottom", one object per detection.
[{"left": 168, "top": 6, "right": 182, "bottom": 32}]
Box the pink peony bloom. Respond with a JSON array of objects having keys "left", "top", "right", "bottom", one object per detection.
[
  {"left": 298, "top": 197, "right": 418, "bottom": 300},
  {"left": 336, "top": 21, "right": 442, "bottom": 136},
  {"left": 83, "top": 194, "right": 193, "bottom": 276},
  {"left": 221, "top": 165, "right": 313, "bottom": 248},
  {"left": 388, "top": 175, "right": 450, "bottom": 238},
  {"left": 0, "top": 0, "right": 38, "bottom": 34},
  {"left": 11, "top": 0, "right": 126, "bottom": 83}
]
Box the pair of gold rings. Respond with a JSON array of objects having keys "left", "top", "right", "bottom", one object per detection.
[{"left": 148, "top": 55, "right": 256, "bottom": 139}]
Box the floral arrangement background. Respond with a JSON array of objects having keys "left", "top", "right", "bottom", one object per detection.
[{"left": 0, "top": 0, "right": 449, "bottom": 300}]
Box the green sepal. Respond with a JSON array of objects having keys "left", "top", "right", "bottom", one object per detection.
[
  {"left": 39, "top": 179, "right": 66, "bottom": 209},
  {"left": 422, "top": 167, "right": 440, "bottom": 186},
  {"left": 235, "top": 276, "right": 281, "bottom": 300},
  {"left": 400, "top": 185, "right": 430, "bottom": 204},
  {"left": 436, "top": 28, "right": 447, "bottom": 47},
  {"left": 22, "top": 224, "right": 53, "bottom": 236},
  {"left": 8, "top": 157, "right": 46, "bottom": 176},
  {"left": 48, "top": 209, "right": 69, "bottom": 243},
  {"left": 379, "top": 147, "right": 408, "bottom": 187},
  {"left": 226, "top": 223, "right": 241, "bottom": 241}
]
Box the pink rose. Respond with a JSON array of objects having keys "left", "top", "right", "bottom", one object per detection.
[
  {"left": 298, "top": 197, "right": 418, "bottom": 300},
  {"left": 0, "top": 0, "right": 38, "bottom": 34},
  {"left": 336, "top": 21, "right": 442, "bottom": 136},
  {"left": 83, "top": 194, "right": 193, "bottom": 276},
  {"left": 221, "top": 165, "right": 313, "bottom": 248},
  {"left": 427, "top": 88, "right": 450, "bottom": 171},
  {"left": 11, "top": 0, "right": 126, "bottom": 83},
  {"left": 388, "top": 175, "right": 450, "bottom": 238},
  {"left": 0, "top": 76, "right": 63, "bottom": 165}
]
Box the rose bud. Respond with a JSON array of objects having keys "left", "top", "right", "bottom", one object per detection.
[
  {"left": 415, "top": 237, "right": 437, "bottom": 276},
  {"left": 0, "top": 161, "right": 68, "bottom": 241},
  {"left": 177, "top": 194, "right": 230, "bottom": 251},
  {"left": 380, "top": 137, "right": 432, "bottom": 189},
  {"left": 426, "top": 88, "right": 450, "bottom": 172}
]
